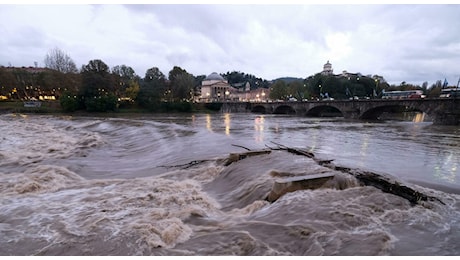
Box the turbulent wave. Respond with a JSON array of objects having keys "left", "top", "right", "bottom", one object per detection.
[
  {"left": 1, "top": 167, "right": 222, "bottom": 254},
  {"left": 0, "top": 114, "right": 103, "bottom": 169}
]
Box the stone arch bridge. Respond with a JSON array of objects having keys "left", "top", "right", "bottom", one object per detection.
[{"left": 219, "top": 99, "right": 460, "bottom": 125}]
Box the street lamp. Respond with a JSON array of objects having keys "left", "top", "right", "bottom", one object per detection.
[
  {"left": 225, "top": 90, "right": 229, "bottom": 101},
  {"left": 319, "top": 84, "right": 322, "bottom": 99},
  {"left": 374, "top": 79, "right": 378, "bottom": 98}
]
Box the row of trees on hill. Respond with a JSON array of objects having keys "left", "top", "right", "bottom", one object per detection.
[
  {"left": 221, "top": 71, "right": 271, "bottom": 89},
  {"left": 62, "top": 60, "right": 198, "bottom": 112},
  {"left": 269, "top": 74, "right": 390, "bottom": 101}
]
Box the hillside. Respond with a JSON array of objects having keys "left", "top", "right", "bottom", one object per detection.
[{"left": 273, "top": 77, "right": 304, "bottom": 83}]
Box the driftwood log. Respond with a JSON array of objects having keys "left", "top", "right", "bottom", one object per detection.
[
  {"left": 326, "top": 164, "right": 445, "bottom": 205},
  {"left": 266, "top": 142, "right": 315, "bottom": 158},
  {"left": 158, "top": 159, "right": 214, "bottom": 169}
]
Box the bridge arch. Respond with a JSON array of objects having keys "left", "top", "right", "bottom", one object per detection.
[
  {"left": 306, "top": 105, "right": 343, "bottom": 117},
  {"left": 273, "top": 105, "right": 296, "bottom": 114},
  {"left": 251, "top": 105, "right": 266, "bottom": 114},
  {"left": 360, "top": 104, "right": 426, "bottom": 120}
]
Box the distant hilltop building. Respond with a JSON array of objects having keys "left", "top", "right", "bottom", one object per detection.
[
  {"left": 341, "top": 70, "right": 362, "bottom": 79},
  {"left": 321, "top": 60, "right": 333, "bottom": 75},
  {"left": 319, "top": 60, "right": 358, "bottom": 78},
  {"left": 317, "top": 60, "right": 386, "bottom": 83}
]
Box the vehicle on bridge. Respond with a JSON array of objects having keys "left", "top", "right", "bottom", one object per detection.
[
  {"left": 382, "top": 90, "right": 425, "bottom": 100},
  {"left": 440, "top": 87, "right": 460, "bottom": 98}
]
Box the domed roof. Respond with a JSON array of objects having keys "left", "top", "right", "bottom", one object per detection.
[{"left": 205, "top": 72, "right": 225, "bottom": 81}]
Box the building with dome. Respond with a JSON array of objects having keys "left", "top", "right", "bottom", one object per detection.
[
  {"left": 321, "top": 60, "right": 333, "bottom": 75},
  {"left": 198, "top": 72, "right": 233, "bottom": 102},
  {"left": 196, "top": 72, "right": 270, "bottom": 102}
]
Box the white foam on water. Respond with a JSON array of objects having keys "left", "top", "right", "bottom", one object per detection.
[
  {"left": 156, "top": 161, "right": 225, "bottom": 185},
  {"left": 0, "top": 165, "right": 222, "bottom": 255},
  {"left": 245, "top": 183, "right": 460, "bottom": 255},
  {"left": 0, "top": 115, "right": 103, "bottom": 168},
  {"left": 0, "top": 165, "right": 84, "bottom": 195}
]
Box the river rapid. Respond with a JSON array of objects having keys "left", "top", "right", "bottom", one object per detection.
[{"left": 0, "top": 112, "right": 459, "bottom": 256}]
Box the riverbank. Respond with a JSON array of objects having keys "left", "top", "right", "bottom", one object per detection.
[
  {"left": 0, "top": 100, "right": 62, "bottom": 114},
  {"left": 0, "top": 101, "right": 222, "bottom": 116}
]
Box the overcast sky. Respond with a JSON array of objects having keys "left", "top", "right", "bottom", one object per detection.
[{"left": 1, "top": 3, "right": 459, "bottom": 86}]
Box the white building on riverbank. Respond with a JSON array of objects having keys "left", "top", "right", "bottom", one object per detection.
[{"left": 198, "top": 72, "right": 232, "bottom": 102}]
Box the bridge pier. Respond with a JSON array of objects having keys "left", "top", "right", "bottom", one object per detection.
[
  {"left": 220, "top": 102, "right": 251, "bottom": 113},
  {"left": 430, "top": 99, "right": 460, "bottom": 125},
  {"left": 341, "top": 109, "right": 360, "bottom": 119},
  {"left": 432, "top": 112, "right": 460, "bottom": 125}
]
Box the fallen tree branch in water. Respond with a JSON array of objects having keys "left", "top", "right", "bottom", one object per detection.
[
  {"left": 231, "top": 144, "right": 252, "bottom": 151},
  {"left": 158, "top": 160, "right": 214, "bottom": 169},
  {"left": 319, "top": 162, "right": 445, "bottom": 206},
  {"left": 268, "top": 141, "right": 315, "bottom": 158}
]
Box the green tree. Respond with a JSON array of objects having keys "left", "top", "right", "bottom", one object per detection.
[
  {"left": 222, "top": 71, "right": 270, "bottom": 90},
  {"left": 168, "top": 66, "right": 187, "bottom": 82},
  {"left": 111, "top": 64, "right": 138, "bottom": 98},
  {"left": 0, "top": 67, "right": 17, "bottom": 97},
  {"left": 426, "top": 81, "right": 442, "bottom": 98},
  {"left": 287, "top": 80, "right": 306, "bottom": 100},
  {"left": 223, "top": 71, "right": 245, "bottom": 85},
  {"left": 168, "top": 66, "right": 194, "bottom": 102},
  {"left": 136, "top": 67, "right": 166, "bottom": 110},
  {"left": 80, "top": 59, "right": 112, "bottom": 97},
  {"left": 60, "top": 92, "right": 79, "bottom": 112},
  {"left": 269, "top": 80, "right": 289, "bottom": 100},
  {"left": 112, "top": 65, "right": 136, "bottom": 80},
  {"left": 125, "top": 80, "right": 140, "bottom": 101},
  {"left": 82, "top": 59, "right": 109, "bottom": 73},
  {"left": 305, "top": 73, "right": 324, "bottom": 99},
  {"left": 321, "top": 76, "right": 342, "bottom": 99},
  {"left": 80, "top": 59, "right": 116, "bottom": 111},
  {"left": 84, "top": 94, "right": 118, "bottom": 112}
]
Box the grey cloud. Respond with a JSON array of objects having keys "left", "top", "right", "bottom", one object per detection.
[
  {"left": 1, "top": 4, "right": 460, "bottom": 85},
  {"left": 124, "top": 5, "right": 244, "bottom": 51}
]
